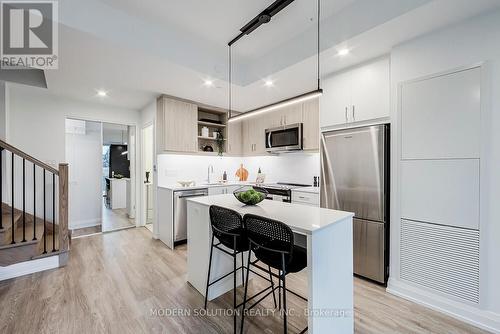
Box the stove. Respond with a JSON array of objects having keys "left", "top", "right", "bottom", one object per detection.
[{"left": 254, "top": 182, "right": 310, "bottom": 202}]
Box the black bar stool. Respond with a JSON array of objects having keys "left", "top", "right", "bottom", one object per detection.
[
  {"left": 205, "top": 206, "right": 277, "bottom": 333},
  {"left": 240, "top": 214, "right": 308, "bottom": 334}
]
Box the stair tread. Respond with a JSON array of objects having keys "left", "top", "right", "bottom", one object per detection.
[
  {"left": 0, "top": 212, "right": 22, "bottom": 233},
  {"left": 0, "top": 219, "right": 46, "bottom": 249}
]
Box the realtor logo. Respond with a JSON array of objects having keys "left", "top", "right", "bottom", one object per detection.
[{"left": 1, "top": 0, "right": 58, "bottom": 69}]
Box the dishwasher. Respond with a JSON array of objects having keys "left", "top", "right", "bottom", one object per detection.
[{"left": 173, "top": 188, "right": 208, "bottom": 246}]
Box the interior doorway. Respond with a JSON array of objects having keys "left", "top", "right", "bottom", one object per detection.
[
  {"left": 65, "top": 119, "right": 137, "bottom": 237},
  {"left": 142, "top": 123, "right": 154, "bottom": 233},
  {"left": 102, "top": 123, "right": 135, "bottom": 232}
]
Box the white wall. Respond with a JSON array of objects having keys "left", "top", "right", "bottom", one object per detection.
[
  {"left": 65, "top": 120, "right": 102, "bottom": 228},
  {"left": 5, "top": 84, "right": 141, "bottom": 228},
  {"left": 157, "top": 152, "right": 320, "bottom": 187},
  {"left": 7, "top": 84, "right": 139, "bottom": 165},
  {"left": 389, "top": 9, "right": 500, "bottom": 331}
]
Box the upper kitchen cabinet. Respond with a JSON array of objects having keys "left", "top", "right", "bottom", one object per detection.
[
  {"left": 401, "top": 67, "right": 481, "bottom": 159},
  {"left": 157, "top": 96, "right": 198, "bottom": 153},
  {"left": 242, "top": 115, "right": 266, "bottom": 155},
  {"left": 302, "top": 98, "right": 320, "bottom": 150},
  {"left": 320, "top": 57, "right": 390, "bottom": 129},
  {"left": 226, "top": 120, "right": 242, "bottom": 155},
  {"left": 320, "top": 70, "right": 352, "bottom": 127},
  {"left": 241, "top": 97, "right": 320, "bottom": 155}
]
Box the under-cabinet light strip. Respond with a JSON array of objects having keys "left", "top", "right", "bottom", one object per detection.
[{"left": 227, "top": 89, "right": 322, "bottom": 123}]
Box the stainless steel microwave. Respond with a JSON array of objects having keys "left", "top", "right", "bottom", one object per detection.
[{"left": 265, "top": 123, "right": 303, "bottom": 153}]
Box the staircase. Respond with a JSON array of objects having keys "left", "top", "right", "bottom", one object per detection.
[{"left": 0, "top": 139, "right": 69, "bottom": 268}]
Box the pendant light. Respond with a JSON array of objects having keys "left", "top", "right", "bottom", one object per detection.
[{"left": 227, "top": 0, "right": 322, "bottom": 123}]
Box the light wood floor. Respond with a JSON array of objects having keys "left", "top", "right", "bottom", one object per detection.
[
  {"left": 0, "top": 228, "right": 489, "bottom": 334},
  {"left": 102, "top": 205, "right": 135, "bottom": 232}
]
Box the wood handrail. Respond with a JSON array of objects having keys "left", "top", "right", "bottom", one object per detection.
[
  {"left": 0, "top": 139, "right": 59, "bottom": 175},
  {"left": 58, "top": 163, "right": 69, "bottom": 265}
]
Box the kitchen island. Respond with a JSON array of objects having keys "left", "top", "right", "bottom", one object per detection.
[{"left": 186, "top": 194, "right": 354, "bottom": 333}]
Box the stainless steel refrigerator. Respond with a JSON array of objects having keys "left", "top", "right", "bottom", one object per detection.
[{"left": 320, "top": 124, "right": 390, "bottom": 284}]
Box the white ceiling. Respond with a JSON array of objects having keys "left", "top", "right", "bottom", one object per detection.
[{"left": 37, "top": 0, "right": 500, "bottom": 111}]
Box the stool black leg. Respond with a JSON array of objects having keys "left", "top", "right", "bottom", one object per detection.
[
  {"left": 233, "top": 236, "right": 237, "bottom": 334},
  {"left": 268, "top": 266, "right": 277, "bottom": 308},
  {"left": 281, "top": 254, "right": 287, "bottom": 334},
  {"left": 204, "top": 234, "right": 215, "bottom": 309},
  {"left": 278, "top": 271, "right": 282, "bottom": 310},
  {"left": 241, "top": 251, "right": 245, "bottom": 288},
  {"left": 240, "top": 249, "right": 252, "bottom": 334}
]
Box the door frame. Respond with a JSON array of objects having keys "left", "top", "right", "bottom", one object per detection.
[
  {"left": 64, "top": 116, "right": 139, "bottom": 230},
  {"left": 140, "top": 121, "right": 157, "bottom": 235}
]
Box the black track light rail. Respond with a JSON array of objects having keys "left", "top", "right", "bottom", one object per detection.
[{"left": 228, "top": 0, "right": 295, "bottom": 46}]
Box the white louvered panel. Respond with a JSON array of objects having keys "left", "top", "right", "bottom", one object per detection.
[{"left": 400, "top": 219, "right": 480, "bottom": 304}]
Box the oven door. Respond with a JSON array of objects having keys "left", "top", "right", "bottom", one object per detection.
[{"left": 265, "top": 123, "right": 303, "bottom": 152}]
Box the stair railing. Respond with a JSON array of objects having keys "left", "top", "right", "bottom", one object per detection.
[{"left": 0, "top": 139, "right": 69, "bottom": 263}]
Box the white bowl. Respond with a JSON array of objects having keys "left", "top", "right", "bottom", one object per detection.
[{"left": 177, "top": 180, "right": 194, "bottom": 187}]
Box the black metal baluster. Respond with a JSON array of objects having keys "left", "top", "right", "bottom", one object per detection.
[
  {"left": 52, "top": 173, "right": 56, "bottom": 252},
  {"left": 33, "top": 164, "right": 36, "bottom": 241},
  {"left": 22, "top": 158, "right": 26, "bottom": 242},
  {"left": 43, "top": 169, "right": 46, "bottom": 254},
  {"left": 11, "top": 152, "right": 15, "bottom": 244},
  {"left": 0, "top": 147, "right": 3, "bottom": 230}
]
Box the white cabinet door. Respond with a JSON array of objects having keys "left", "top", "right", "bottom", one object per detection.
[
  {"left": 401, "top": 159, "right": 480, "bottom": 230},
  {"left": 292, "top": 190, "right": 320, "bottom": 206},
  {"left": 320, "top": 70, "right": 351, "bottom": 128},
  {"left": 350, "top": 58, "right": 390, "bottom": 122},
  {"left": 208, "top": 187, "right": 225, "bottom": 196},
  {"left": 401, "top": 67, "right": 481, "bottom": 159}
]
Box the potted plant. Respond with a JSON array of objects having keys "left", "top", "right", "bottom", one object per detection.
[{"left": 215, "top": 130, "right": 224, "bottom": 156}]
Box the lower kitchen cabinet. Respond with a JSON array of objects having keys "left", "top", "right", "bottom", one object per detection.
[
  {"left": 208, "top": 185, "right": 242, "bottom": 196},
  {"left": 291, "top": 190, "right": 320, "bottom": 206}
]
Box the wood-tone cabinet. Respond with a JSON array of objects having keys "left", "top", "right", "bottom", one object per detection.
[
  {"left": 302, "top": 98, "right": 320, "bottom": 150},
  {"left": 320, "top": 57, "right": 390, "bottom": 129},
  {"left": 241, "top": 97, "right": 320, "bottom": 155},
  {"left": 242, "top": 115, "right": 266, "bottom": 155},
  {"left": 157, "top": 96, "right": 198, "bottom": 153},
  {"left": 226, "top": 120, "right": 242, "bottom": 155}
]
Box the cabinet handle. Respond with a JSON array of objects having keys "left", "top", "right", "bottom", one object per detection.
[
  {"left": 345, "top": 107, "right": 348, "bottom": 123},
  {"left": 352, "top": 105, "right": 355, "bottom": 121}
]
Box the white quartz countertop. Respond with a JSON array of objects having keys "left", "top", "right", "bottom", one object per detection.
[
  {"left": 158, "top": 181, "right": 254, "bottom": 191},
  {"left": 293, "top": 186, "right": 320, "bottom": 194},
  {"left": 187, "top": 194, "right": 353, "bottom": 235}
]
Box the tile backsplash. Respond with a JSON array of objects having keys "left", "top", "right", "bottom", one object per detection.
[{"left": 157, "top": 153, "right": 320, "bottom": 187}]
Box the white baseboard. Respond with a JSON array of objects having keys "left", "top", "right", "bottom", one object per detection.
[
  {"left": 0, "top": 255, "right": 60, "bottom": 281},
  {"left": 387, "top": 278, "right": 500, "bottom": 333},
  {"left": 70, "top": 218, "right": 101, "bottom": 230}
]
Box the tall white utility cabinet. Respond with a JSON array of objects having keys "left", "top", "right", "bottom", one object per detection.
[{"left": 398, "top": 67, "right": 481, "bottom": 304}]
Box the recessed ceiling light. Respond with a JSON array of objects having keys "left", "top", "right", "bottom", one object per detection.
[
  {"left": 204, "top": 79, "right": 214, "bottom": 87},
  {"left": 337, "top": 49, "right": 350, "bottom": 56},
  {"left": 264, "top": 80, "right": 274, "bottom": 87},
  {"left": 97, "top": 90, "right": 107, "bottom": 97}
]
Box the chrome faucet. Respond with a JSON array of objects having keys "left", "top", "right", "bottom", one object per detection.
[{"left": 207, "top": 165, "right": 214, "bottom": 184}]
